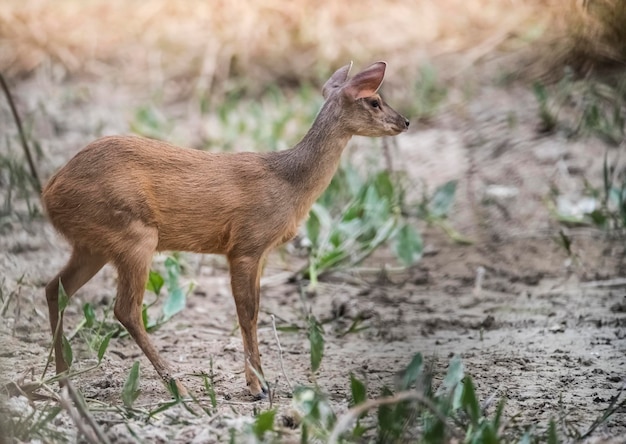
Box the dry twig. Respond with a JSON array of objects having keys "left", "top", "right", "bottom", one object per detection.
[
  {"left": 271, "top": 314, "right": 293, "bottom": 391},
  {"left": 0, "top": 73, "right": 41, "bottom": 194}
]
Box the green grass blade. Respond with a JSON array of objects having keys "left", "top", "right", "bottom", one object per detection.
[
  {"left": 308, "top": 315, "right": 325, "bottom": 374},
  {"left": 122, "top": 361, "right": 141, "bottom": 409}
]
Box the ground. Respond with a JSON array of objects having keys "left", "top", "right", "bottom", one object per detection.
[{"left": 0, "top": 69, "right": 625, "bottom": 443}]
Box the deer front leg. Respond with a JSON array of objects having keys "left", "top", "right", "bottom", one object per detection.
[{"left": 228, "top": 254, "right": 266, "bottom": 399}]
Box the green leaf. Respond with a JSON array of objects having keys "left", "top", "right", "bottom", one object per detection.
[
  {"left": 308, "top": 316, "right": 325, "bottom": 374},
  {"left": 399, "top": 353, "right": 423, "bottom": 390},
  {"left": 203, "top": 374, "right": 217, "bottom": 408},
  {"left": 374, "top": 171, "right": 395, "bottom": 201},
  {"left": 146, "top": 270, "right": 165, "bottom": 295},
  {"left": 428, "top": 180, "right": 457, "bottom": 218},
  {"left": 122, "top": 361, "right": 141, "bottom": 409},
  {"left": 392, "top": 223, "right": 423, "bottom": 266},
  {"left": 82, "top": 303, "right": 95, "bottom": 329},
  {"left": 97, "top": 331, "right": 115, "bottom": 363},
  {"left": 167, "top": 378, "right": 182, "bottom": 400},
  {"left": 61, "top": 335, "right": 73, "bottom": 368},
  {"left": 547, "top": 419, "right": 559, "bottom": 444},
  {"left": 252, "top": 409, "right": 276, "bottom": 439},
  {"left": 58, "top": 280, "right": 69, "bottom": 313},
  {"left": 141, "top": 303, "right": 150, "bottom": 330},
  {"left": 350, "top": 373, "right": 367, "bottom": 406},
  {"left": 461, "top": 376, "right": 480, "bottom": 426},
  {"left": 376, "top": 386, "right": 397, "bottom": 439},
  {"left": 163, "top": 257, "right": 186, "bottom": 319},
  {"left": 308, "top": 203, "right": 333, "bottom": 248}
]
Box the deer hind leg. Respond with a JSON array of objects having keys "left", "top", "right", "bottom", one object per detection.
[
  {"left": 45, "top": 247, "right": 107, "bottom": 375},
  {"left": 112, "top": 223, "right": 188, "bottom": 397},
  {"left": 228, "top": 253, "right": 266, "bottom": 399}
]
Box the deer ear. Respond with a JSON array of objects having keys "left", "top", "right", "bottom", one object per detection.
[
  {"left": 322, "top": 62, "right": 353, "bottom": 99},
  {"left": 343, "top": 61, "right": 387, "bottom": 100}
]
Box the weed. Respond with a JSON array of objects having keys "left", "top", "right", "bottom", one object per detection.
[
  {"left": 141, "top": 254, "right": 195, "bottom": 332},
  {"left": 552, "top": 148, "right": 626, "bottom": 231},
  {"left": 532, "top": 76, "right": 626, "bottom": 144},
  {"left": 406, "top": 64, "right": 448, "bottom": 121},
  {"left": 204, "top": 84, "right": 323, "bottom": 152},
  {"left": 305, "top": 164, "right": 422, "bottom": 286},
  {"left": 307, "top": 313, "right": 325, "bottom": 375},
  {"left": 0, "top": 399, "right": 65, "bottom": 443},
  {"left": 0, "top": 151, "right": 40, "bottom": 223},
  {"left": 122, "top": 361, "right": 141, "bottom": 410}
]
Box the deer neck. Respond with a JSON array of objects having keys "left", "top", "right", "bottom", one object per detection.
[{"left": 269, "top": 102, "right": 352, "bottom": 208}]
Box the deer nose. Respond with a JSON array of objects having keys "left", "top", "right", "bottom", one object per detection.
[{"left": 404, "top": 118, "right": 410, "bottom": 129}]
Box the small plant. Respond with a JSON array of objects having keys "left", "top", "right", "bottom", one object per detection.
[
  {"left": 407, "top": 64, "right": 448, "bottom": 121},
  {"left": 533, "top": 82, "right": 559, "bottom": 133},
  {"left": 417, "top": 179, "right": 472, "bottom": 244},
  {"left": 305, "top": 164, "right": 423, "bottom": 287},
  {"left": 142, "top": 254, "right": 195, "bottom": 332},
  {"left": 290, "top": 353, "right": 625, "bottom": 443},
  {"left": 205, "top": 84, "right": 324, "bottom": 152},
  {"left": 0, "top": 400, "right": 64, "bottom": 443},
  {"left": 532, "top": 75, "right": 626, "bottom": 144},
  {"left": 551, "top": 149, "right": 626, "bottom": 231},
  {"left": 0, "top": 152, "right": 40, "bottom": 222},
  {"left": 122, "top": 361, "right": 141, "bottom": 409}
]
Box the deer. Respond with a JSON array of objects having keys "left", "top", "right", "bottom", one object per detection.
[{"left": 42, "top": 61, "right": 409, "bottom": 400}]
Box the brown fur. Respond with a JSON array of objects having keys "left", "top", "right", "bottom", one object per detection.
[{"left": 43, "top": 61, "right": 408, "bottom": 398}]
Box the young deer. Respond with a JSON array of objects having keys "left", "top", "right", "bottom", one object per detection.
[{"left": 43, "top": 61, "right": 409, "bottom": 399}]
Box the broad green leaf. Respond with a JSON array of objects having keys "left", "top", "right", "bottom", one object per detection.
[
  {"left": 399, "top": 353, "right": 423, "bottom": 390},
  {"left": 461, "top": 376, "right": 480, "bottom": 426},
  {"left": 163, "top": 257, "right": 185, "bottom": 319},
  {"left": 122, "top": 361, "right": 141, "bottom": 409},
  {"left": 58, "top": 280, "right": 69, "bottom": 313},
  {"left": 350, "top": 373, "right": 367, "bottom": 406},
  {"left": 308, "top": 316, "right": 324, "bottom": 374},
  {"left": 146, "top": 270, "right": 164, "bottom": 295},
  {"left": 252, "top": 409, "right": 276, "bottom": 439},
  {"left": 97, "top": 331, "right": 115, "bottom": 363},
  {"left": 428, "top": 180, "right": 457, "bottom": 218},
  {"left": 61, "top": 335, "right": 73, "bottom": 368},
  {"left": 392, "top": 223, "right": 423, "bottom": 266},
  {"left": 82, "top": 303, "right": 95, "bottom": 329}
]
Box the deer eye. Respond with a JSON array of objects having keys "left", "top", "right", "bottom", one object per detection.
[{"left": 369, "top": 99, "right": 380, "bottom": 109}]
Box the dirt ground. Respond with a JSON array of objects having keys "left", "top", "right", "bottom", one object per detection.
[{"left": 1, "top": 68, "right": 626, "bottom": 443}]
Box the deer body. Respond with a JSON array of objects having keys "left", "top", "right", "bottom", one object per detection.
[{"left": 43, "top": 62, "right": 408, "bottom": 399}]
